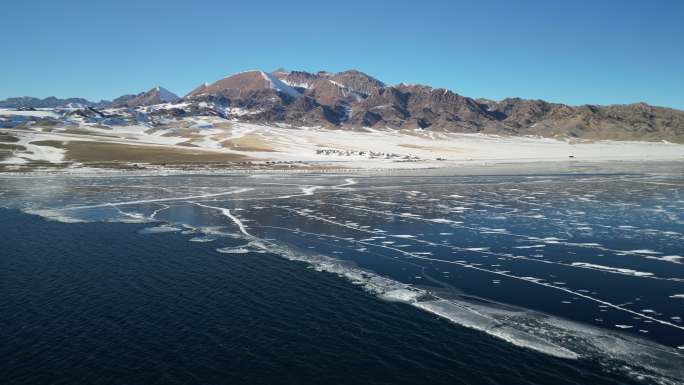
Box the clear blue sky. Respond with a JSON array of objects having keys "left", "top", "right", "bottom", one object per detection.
[{"left": 2, "top": 0, "right": 682, "bottom": 109}]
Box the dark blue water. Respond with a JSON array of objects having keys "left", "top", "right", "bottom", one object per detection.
[{"left": 0, "top": 208, "right": 650, "bottom": 385}]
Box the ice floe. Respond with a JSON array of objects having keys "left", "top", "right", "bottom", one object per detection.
[
  {"left": 570, "top": 262, "right": 654, "bottom": 277},
  {"left": 139, "top": 225, "right": 182, "bottom": 234}
]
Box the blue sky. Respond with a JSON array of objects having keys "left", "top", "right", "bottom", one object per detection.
[{"left": 2, "top": 0, "right": 682, "bottom": 109}]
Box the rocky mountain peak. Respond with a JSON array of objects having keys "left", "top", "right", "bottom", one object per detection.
[
  {"left": 186, "top": 70, "right": 301, "bottom": 100},
  {"left": 111, "top": 86, "right": 180, "bottom": 108}
]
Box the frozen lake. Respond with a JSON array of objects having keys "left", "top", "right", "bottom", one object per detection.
[{"left": 2, "top": 163, "right": 683, "bottom": 383}]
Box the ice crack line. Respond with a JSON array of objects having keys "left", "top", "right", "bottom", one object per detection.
[
  {"left": 193, "top": 202, "right": 251, "bottom": 237},
  {"left": 59, "top": 188, "right": 254, "bottom": 211},
  {"left": 316, "top": 201, "right": 682, "bottom": 267}
]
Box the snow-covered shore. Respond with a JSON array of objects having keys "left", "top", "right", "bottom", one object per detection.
[{"left": 1, "top": 110, "right": 682, "bottom": 171}]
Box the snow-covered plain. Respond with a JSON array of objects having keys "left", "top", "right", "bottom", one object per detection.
[{"left": 1, "top": 108, "right": 683, "bottom": 169}]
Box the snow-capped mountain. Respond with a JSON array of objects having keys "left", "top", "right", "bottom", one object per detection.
[{"left": 1, "top": 68, "right": 683, "bottom": 143}]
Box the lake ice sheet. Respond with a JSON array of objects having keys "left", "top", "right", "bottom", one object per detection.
[{"left": 1, "top": 166, "right": 683, "bottom": 383}]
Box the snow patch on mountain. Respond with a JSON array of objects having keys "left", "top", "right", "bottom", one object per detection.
[
  {"left": 280, "top": 79, "right": 311, "bottom": 89},
  {"left": 260, "top": 71, "right": 302, "bottom": 98}
]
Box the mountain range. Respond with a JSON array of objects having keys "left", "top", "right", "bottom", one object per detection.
[{"left": 2, "top": 69, "right": 683, "bottom": 142}]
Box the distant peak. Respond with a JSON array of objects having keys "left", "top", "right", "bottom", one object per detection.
[{"left": 142, "top": 86, "right": 179, "bottom": 103}]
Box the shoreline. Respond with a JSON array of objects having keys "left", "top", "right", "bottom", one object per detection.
[{"left": 2, "top": 158, "right": 682, "bottom": 178}]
